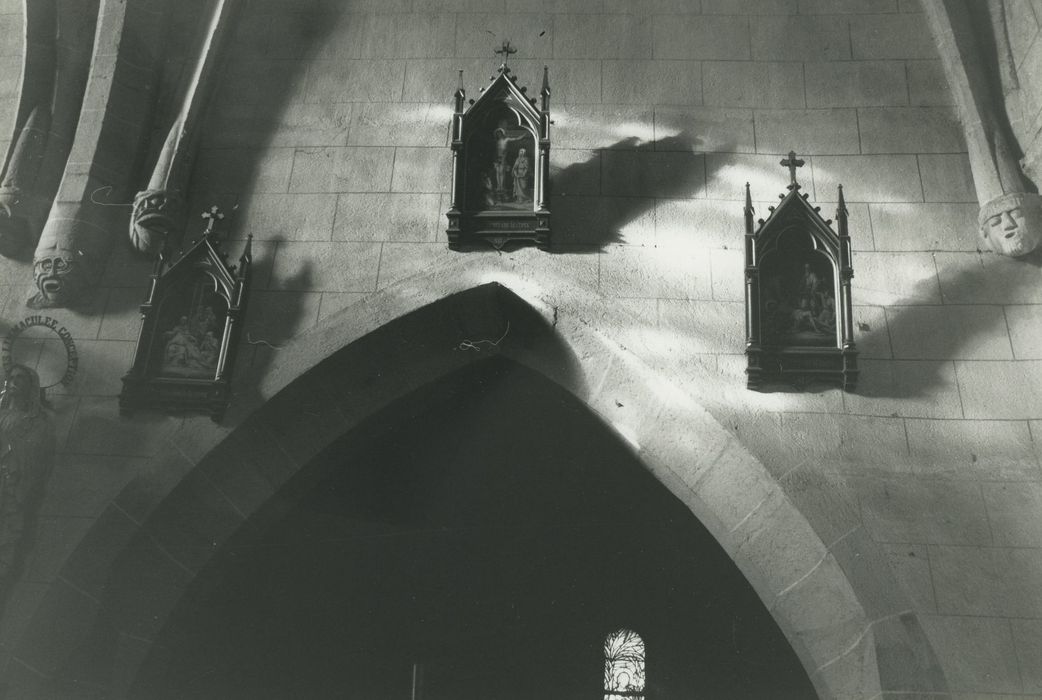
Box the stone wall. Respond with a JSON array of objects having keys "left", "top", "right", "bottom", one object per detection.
[
  {"left": 1004, "top": 0, "right": 1042, "bottom": 186},
  {"left": 1, "top": 0, "right": 1041, "bottom": 697},
  {"left": 0, "top": 0, "right": 21, "bottom": 156}
]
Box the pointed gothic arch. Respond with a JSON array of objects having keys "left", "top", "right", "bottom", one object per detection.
[{"left": 6, "top": 256, "right": 947, "bottom": 699}]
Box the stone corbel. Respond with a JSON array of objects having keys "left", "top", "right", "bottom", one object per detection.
[
  {"left": 30, "top": 0, "right": 167, "bottom": 308},
  {"left": 130, "top": 0, "right": 241, "bottom": 256},
  {"left": 0, "top": 0, "right": 98, "bottom": 259},
  {"left": 923, "top": 0, "right": 1042, "bottom": 257}
]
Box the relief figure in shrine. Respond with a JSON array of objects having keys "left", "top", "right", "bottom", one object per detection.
[
  {"left": 763, "top": 250, "right": 838, "bottom": 347},
  {"left": 447, "top": 49, "right": 551, "bottom": 249},
  {"left": 470, "top": 110, "right": 535, "bottom": 211},
  {"left": 157, "top": 281, "right": 225, "bottom": 379}
]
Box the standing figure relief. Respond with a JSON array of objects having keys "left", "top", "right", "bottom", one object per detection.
[{"left": 0, "top": 365, "right": 55, "bottom": 607}]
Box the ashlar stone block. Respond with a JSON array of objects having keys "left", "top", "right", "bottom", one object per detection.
[
  {"left": 1004, "top": 304, "right": 1042, "bottom": 359},
  {"left": 1013, "top": 618, "right": 1042, "bottom": 694},
  {"left": 334, "top": 193, "right": 442, "bottom": 242},
  {"left": 883, "top": 543, "right": 937, "bottom": 612},
  {"left": 869, "top": 202, "right": 978, "bottom": 251},
  {"left": 191, "top": 147, "right": 295, "bottom": 194},
  {"left": 702, "top": 61, "right": 806, "bottom": 109},
  {"left": 844, "top": 359, "right": 963, "bottom": 419},
  {"left": 905, "top": 418, "right": 1039, "bottom": 480},
  {"left": 930, "top": 545, "right": 1042, "bottom": 617},
  {"left": 601, "top": 59, "right": 701, "bottom": 105},
  {"left": 983, "top": 482, "right": 1042, "bottom": 547},
  {"left": 850, "top": 252, "right": 941, "bottom": 305},
  {"left": 347, "top": 103, "right": 450, "bottom": 148},
  {"left": 780, "top": 413, "right": 908, "bottom": 469},
  {"left": 455, "top": 13, "right": 553, "bottom": 59},
  {"left": 935, "top": 252, "right": 1042, "bottom": 305},
  {"left": 751, "top": 15, "right": 852, "bottom": 61},
  {"left": 922, "top": 615, "right": 1021, "bottom": 694},
  {"left": 850, "top": 13, "right": 938, "bottom": 60},
  {"left": 599, "top": 244, "right": 712, "bottom": 300},
  {"left": 401, "top": 57, "right": 493, "bottom": 104},
  {"left": 655, "top": 107, "right": 756, "bottom": 153},
  {"left": 601, "top": 150, "right": 705, "bottom": 198},
  {"left": 701, "top": 0, "right": 797, "bottom": 13},
  {"left": 804, "top": 61, "right": 909, "bottom": 108},
  {"left": 858, "top": 107, "right": 964, "bottom": 154},
  {"left": 856, "top": 477, "right": 992, "bottom": 545},
  {"left": 799, "top": 0, "right": 898, "bottom": 12},
  {"left": 887, "top": 305, "right": 1014, "bottom": 360},
  {"left": 551, "top": 105, "right": 654, "bottom": 151},
  {"left": 269, "top": 240, "right": 382, "bottom": 292},
  {"left": 555, "top": 13, "right": 653, "bottom": 59},
  {"left": 769, "top": 552, "right": 867, "bottom": 669},
  {"left": 754, "top": 108, "right": 860, "bottom": 155},
  {"left": 812, "top": 155, "right": 924, "bottom": 203},
  {"left": 957, "top": 360, "right": 1042, "bottom": 420},
  {"left": 653, "top": 15, "right": 751, "bottom": 60},
  {"left": 709, "top": 248, "right": 744, "bottom": 302},
  {"left": 658, "top": 298, "right": 744, "bottom": 354},
  {"left": 304, "top": 59, "right": 407, "bottom": 103},
  {"left": 234, "top": 193, "right": 338, "bottom": 241},
  {"left": 917, "top": 153, "right": 976, "bottom": 202},
  {"left": 655, "top": 197, "right": 746, "bottom": 248},
  {"left": 907, "top": 59, "right": 953, "bottom": 106},
  {"left": 289, "top": 146, "right": 395, "bottom": 193}
]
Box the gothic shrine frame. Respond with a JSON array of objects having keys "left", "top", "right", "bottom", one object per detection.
[
  {"left": 120, "top": 207, "right": 252, "bottom": 422},
  {"left": 447, "top": 44, "right": 551, "bottom": 250},
  {"left": 744, "top": 152, "right": 858, "bottom": 392}
]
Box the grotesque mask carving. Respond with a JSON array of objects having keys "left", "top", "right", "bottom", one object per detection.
[
  {"left": 978, "top": 192, "right": 1042, "bottom": 257},
  {"left": 30, "top": 247, "right": 85, "bottom": 308},
  {"left": 130, "top": 188, "right": 182, "bottom": 255}
]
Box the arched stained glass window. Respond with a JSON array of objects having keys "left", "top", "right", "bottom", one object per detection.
[{"left": 604, "top": 629, "right": 645, "bottom": 700}]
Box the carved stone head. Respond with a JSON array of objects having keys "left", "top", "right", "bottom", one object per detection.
[
  {"left": 130, "top": 189, "right": 182, "bottom": 255},
  {"left": 31, "top": 246, "right": 87, "bottom": 309},
  {"left": 978, "top": 192, "right": 1042, "bottom": 257}
]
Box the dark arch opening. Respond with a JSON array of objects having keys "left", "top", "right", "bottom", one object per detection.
[{"left": 130, "top": 357, "right": 816, "bottom": 699}]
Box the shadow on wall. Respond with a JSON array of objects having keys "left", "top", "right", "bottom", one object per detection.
[
  {"left": 550, "top": 131, "right": 728, "bottom": 253},
  {"left": 857, "top": 248, "right": 1042, "bottom": 399},
  {"left": 227, "top": 255, "right": 314, "bottom": 425},
  {"left": 105, "top": 1, "right": 344, "bottom": 316}
]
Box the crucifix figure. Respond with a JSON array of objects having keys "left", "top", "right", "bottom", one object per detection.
[
  {"left": 201, "top": 205, "right": 225, "bottom": 236},
  {"left": 780, "top": 150, "right": 805, "bottom": 189},
  {"left": 494, "top": 40, "right": 517, "bottom": 68}
]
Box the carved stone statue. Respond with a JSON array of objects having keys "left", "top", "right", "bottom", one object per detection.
[{"left": 0, "top": 365, "right": 55, "bottom": 597}]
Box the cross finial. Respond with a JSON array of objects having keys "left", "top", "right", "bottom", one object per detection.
[
  {"left": 780, "top": 150, "right": 805, "bottom": 189},
  {"left": 201, "top": 205, "right": 225, "bottom": 236},
  {"left": 494, "top": 40, "right": 517, "bottom": 68}
]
